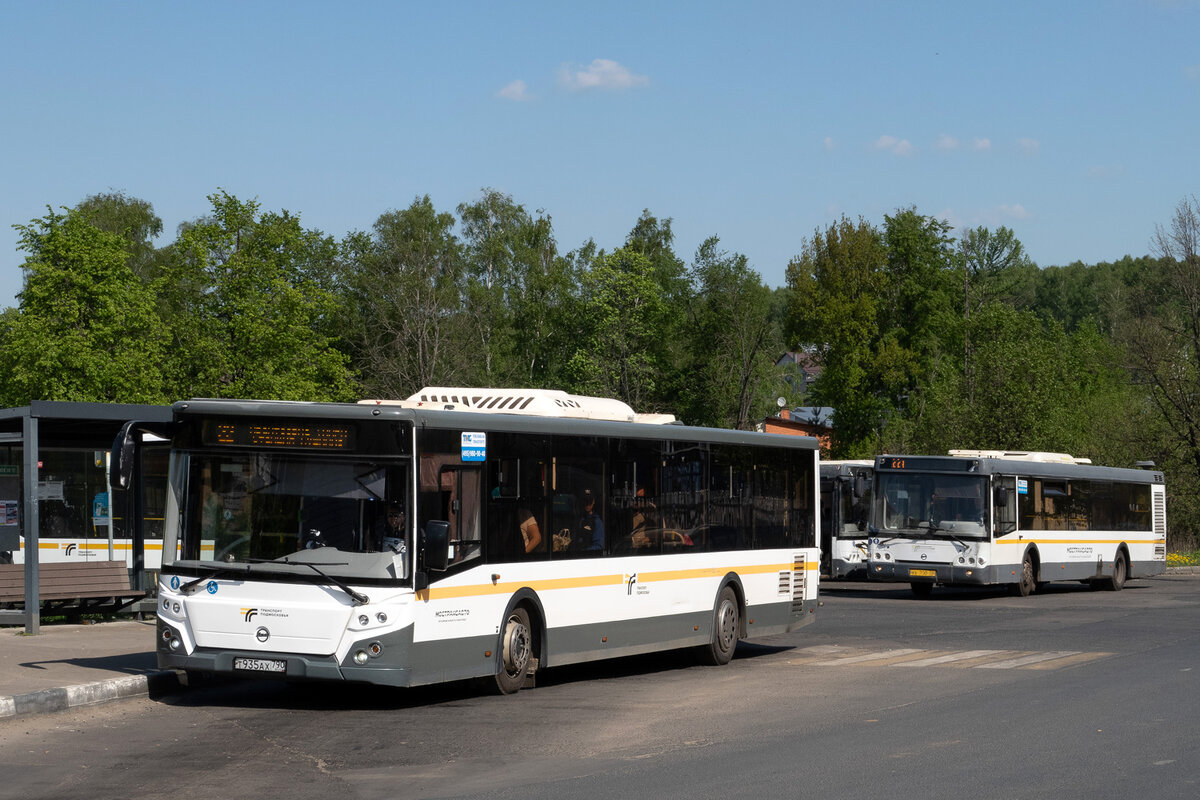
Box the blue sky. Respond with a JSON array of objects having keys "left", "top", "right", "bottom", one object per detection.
[{"left": 2, "top": 1, "right": 1198, "bottom": 309}]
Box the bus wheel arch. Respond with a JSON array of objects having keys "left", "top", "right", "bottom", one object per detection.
[
  {"left": 1011, "top": 546, "right": 1039, "bottom": 597},
  {"left": 697, "top": 575, "right": 745, "bottom": 667},
  {"left": 494, "top": 589, "right": 545, "bottom": 695}
]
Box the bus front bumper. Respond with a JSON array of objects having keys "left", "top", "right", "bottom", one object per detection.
[{"left": 867, "top": 561, "right": 997, "bottom": 585}]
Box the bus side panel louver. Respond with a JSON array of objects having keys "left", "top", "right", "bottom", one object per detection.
[
  {"left": 1154, "top": 490, "right": 1167, "bottom": 558},
  {"left": 791, "top": 554, "right": 807, "bottom": 613}
]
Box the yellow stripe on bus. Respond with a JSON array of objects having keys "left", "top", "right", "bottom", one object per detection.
[
  {"left": 419, "top": 561, "right": 815, "bottom": 602},
  {"left": 994, "top": 537, "right": 1165, "bottom": 545}
]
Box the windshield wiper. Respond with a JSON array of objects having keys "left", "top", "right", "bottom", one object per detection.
[
  {"left": 927, "top": 528, "right": 969, "bottom": 548},
  {"left": 273, "top": 557, "right": 370, "bottom": 606},
  {"left": 177, "top": 564, "right": 253, "bottom": 594}
]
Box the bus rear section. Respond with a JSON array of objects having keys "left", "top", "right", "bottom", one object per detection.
[
  {"left": 866, "top": 451, "right": 1166, "bottom": 597},
  {"left": 140, "top": 390, "right": 821, "bottom": 693}
]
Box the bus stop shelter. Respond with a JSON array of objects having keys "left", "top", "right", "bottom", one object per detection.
[{"left": 0, "top": 401, "right": 172, "bottom": 633}]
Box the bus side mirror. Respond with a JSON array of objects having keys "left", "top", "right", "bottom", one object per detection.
[
  {"left": 424, "top": 520, "right": 451, "bottom": 572},
  {"left": 995, "top": 487, "right": 1009, "bottom": 508},
  {"left": 110, "top": 422, "right": 138, "bottom": 490},
  {"left": 853, "top": 475, "right": 867, "bottom": 502}
]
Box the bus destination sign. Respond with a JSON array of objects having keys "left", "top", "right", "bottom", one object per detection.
[{"left": 204, "top": 421, "right": 356, "bottom": 450}]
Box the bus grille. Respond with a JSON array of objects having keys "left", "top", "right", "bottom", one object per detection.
[
  {"left": 790, "top": 554, "right": 807, "bottom": 613},
  {"left": 1153, "top": 491, "right": 1167, "bottom": 539}
]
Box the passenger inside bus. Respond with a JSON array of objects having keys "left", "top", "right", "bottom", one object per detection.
[
  {"left": 517, "top": 507, "right": 542, "bottom": 554},
  {"left": 578, "top": 489, "right": 604, "bottom": 552}
]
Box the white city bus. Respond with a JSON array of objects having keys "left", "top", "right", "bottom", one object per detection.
[
  {"left": 866, "top": 450, "right": 1166, "bottom": 597},
  {"left": 819, "top": 460, "right": 873, "bottom": 579},
  {"left": 114, "top": 389, "right": 820, "bottom": 693}
]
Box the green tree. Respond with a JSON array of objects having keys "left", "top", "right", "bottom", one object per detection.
[
  {"left": 160, "top": 191, "right": 355, "bottom": 401},
  {"left": 341, "top": 195, "right": 468, "bottom": 398},
  {"left": 786, "top": 216, "right": 890, "bottom": 454},
  {"left": 566, "top": 247, "right": 666, "bottom": 410},
  {"left": 682, "top": 236, "right": 782, "bottom": 429},
  {"left": 457, "top": 189, "right": 562, "bottom": 386},
  {"left": 893, "top": 304, "right": 1133, "bottom": 458},
  {"left": 74, "top": 192, "right": 164, "bottom": 281},
  {"left": 0, "top": 206, "right": 167, "bottom": 405}
]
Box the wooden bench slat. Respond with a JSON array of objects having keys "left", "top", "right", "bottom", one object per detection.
[{"left": 0, "top": 561, "right": 146, "bottom": 613}]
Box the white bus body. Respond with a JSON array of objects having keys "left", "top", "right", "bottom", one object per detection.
[
  {"left": 866, "top": 451, "right": 1166, "bottom": 597},
  {"left": 819, "top": 460, "right": 873, "bottom": 579},
  {"left": 131, "top": 389, "right": 821, "bottom": 692}
]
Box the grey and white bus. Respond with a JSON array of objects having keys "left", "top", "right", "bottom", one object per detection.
[
  {"left": 114, "top": 389, "right": 820, "bottom": 693},
  {"left": 819, "top": 460, "right": 873, "bottom": 579},
  {"left": 866, "top": 450, "right": 1166, "bottom": 597}
]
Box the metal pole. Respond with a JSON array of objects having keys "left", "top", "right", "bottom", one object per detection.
[{"left": 23, "top": 413, "right": 40, "bottom": 635}]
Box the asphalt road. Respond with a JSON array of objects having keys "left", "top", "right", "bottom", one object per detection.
[{"left": 3, "top": 575, "right": 1197, "bottom": 800}]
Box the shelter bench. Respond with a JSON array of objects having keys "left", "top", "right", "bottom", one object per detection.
[{"left": 0, "top": 560, "right": 146, "bottom": 625}]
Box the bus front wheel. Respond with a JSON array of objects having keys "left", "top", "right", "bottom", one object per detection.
[
  {"left": 1011, "top": 552, "right": 1036, "bottom": 597},
  {"left": 698, "top": 586, "right": 740, "bottom": 666},
  {"left": 495, "top": 606, "right": 533, "bottom": 695}
]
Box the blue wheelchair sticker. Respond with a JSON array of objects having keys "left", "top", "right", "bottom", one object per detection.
[
  {"left": 206, "top": 580, "right": 218, "bottom": 594},
  {"left": 170, "top": 575, "right": 180, "bottom": 590}
]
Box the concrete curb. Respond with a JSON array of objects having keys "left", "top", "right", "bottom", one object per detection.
[{"left": 0, "top": 669, "right": 184, "bottom": 720}]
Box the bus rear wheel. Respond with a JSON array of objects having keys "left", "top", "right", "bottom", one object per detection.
[
  {"left": 495, "top": 606, "right": 533, "bottom": 694},
  {"left": 1107, "top": 551, "right": 1128, "bottom": 591},
  {"left": 698, "top": 586, "right": 739, "bottom": 666}
]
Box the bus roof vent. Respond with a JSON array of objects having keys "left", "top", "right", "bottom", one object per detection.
[
  {"left": 948, "top": 449, "right": 1090, "bottom": 465},
  {"left": 359, "top": 388, "right": 676, "bottom": 424}
]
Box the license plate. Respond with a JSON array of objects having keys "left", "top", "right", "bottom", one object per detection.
[
  {"left": 233, "top": 657, "right": 286, "bottom": 673},
  {"left": 909, "top": 568, "right": 936, "bottom": 577}
]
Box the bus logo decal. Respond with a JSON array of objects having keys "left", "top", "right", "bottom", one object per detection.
[
  {"left": 64, "top": 543, "right": 76, "bottom": 555},
  {"left": 256, "top": 627, "right": 270, "bottom": 643},
  {"left": 626, "top": 573, "right": 637, "bottom": 595},
  {"left": 243, "top": 608, "right": 258, "bottom": 622}
]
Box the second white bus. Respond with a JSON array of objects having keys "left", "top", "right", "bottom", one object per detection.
[{"left": 866, "top": 450, "right": 1166, "bottom": 597}]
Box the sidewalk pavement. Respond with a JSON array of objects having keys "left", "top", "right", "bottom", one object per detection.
[
  {"left": 3, "top": 567, "right": 1199, "bottom": 721},
  {"left": 0, "top": 618, "right": 183, "bottom": 720}
]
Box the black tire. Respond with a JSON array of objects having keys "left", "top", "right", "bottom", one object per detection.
[
  {"left": 1107, "top": 551, "right": 1128, "bottom": 591},
  {"left": 698, "top": 586, "right": 740, "bottom": 666},
  {"left": 495, "top": 606, "right": 533, "bottom": 695},
  {"left": 910, "top": 581, "right": 934, "bottom": 598},
  {"left": 1011, "top": 551, "right": 1036, "bottom": 597}
]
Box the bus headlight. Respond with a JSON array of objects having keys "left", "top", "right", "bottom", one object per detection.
[
  {"left": 354, "top": 650, "right": 370, "bottom": 665},
  {"left": 358, "top": 614, "right": 370, "bottom": 626}
]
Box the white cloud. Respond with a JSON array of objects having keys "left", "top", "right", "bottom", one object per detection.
[
  {"left": 935, "top": 134, "right": 959, "bottom": 151},
  {"left": 1018, "top": 137, "right": 1040, "bottom": 155},
  {"left": 557, "top": 59, "right": 649, "bottom": 91},
  {"left": 496, "top": 80, "right": 532, "bottom": 101},
  {"left": 997, "top": 203, "right": 1031, "bottom": 220},
  {"left": 874, "top": 135, "right": 914, "bottom": 156},
  {"left": 972, "top": 138, "right": 991, "bottom": 151},
  {"left": 823, "top": 136, "right": 836, "bottom": 151}
]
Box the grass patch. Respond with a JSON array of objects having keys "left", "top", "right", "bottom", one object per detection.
[{"left": 1167, "top": 551, "right": 1200, "bottom": 567}]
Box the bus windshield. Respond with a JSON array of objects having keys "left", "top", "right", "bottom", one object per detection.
[
  {"left": 875, "top": 473, "right": 988, "bottom": 539},
  {"left": 180, "top": 451, "right": 410, "bottom": 570}
]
